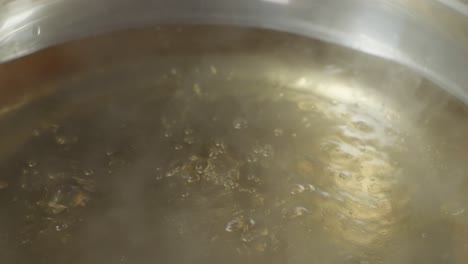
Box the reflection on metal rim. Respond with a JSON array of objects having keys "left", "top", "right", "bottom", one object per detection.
[{"left": 0, "top": 0, "right": 468, "bottom": 105}]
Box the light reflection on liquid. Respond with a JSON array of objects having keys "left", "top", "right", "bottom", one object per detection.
[{"left": 293, "top": 92, "right": 407, "bottom": 253}]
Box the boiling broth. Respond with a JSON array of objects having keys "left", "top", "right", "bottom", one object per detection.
[{"left": 0, "top": 26, "right": 467, "bottom": 264}]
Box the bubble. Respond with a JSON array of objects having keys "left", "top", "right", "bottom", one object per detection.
[
  {"left": 153, "top": 167, "right": 164, "bottom": 181},
  {"left": 241, "top": 227, "right": 269, "bottom": 242},
  {"left": 225, "top": 218, "right": 244, "bottom": 232},
  {"left": 250, "top": 193, "right": 265, "bottom": 207},
  {"left": 214, "top": 139, "right": 224, "bottom": 147},
  {"left": 193, "top": 83, "right": 202, "bottom": 95},
  {"left": 55, "top": 135, "right": 67, "bottom": 145},
  {"left": 170, "top": 68, "right": 178, "bottom": 75},
  {"left": 182, "top": 173, "right": 200, "bottom": 183},
  {"left": 262, "top": 144, "right": 274, "bottom": 158},
  {"left": 253, "top": 144, "right": 274, "bottom": 158},
  {"left": 317, "top": 189, "right": 331, "bottom": 198},
  {"left": 289, "top": 184, "right": 306, "bottom": 195},
  {"left": 284, "top": 206, "right": 308, "bottom": 219},
  {"left": 353, "top": 120, "right": 373, "bottom": 133},
  {"left": 27, "top": 160, "right": 37, "bottom": 168},
  {"left": 166, "top": 166, "right": 181, "bottom": 177},
  {"left": 55, "top": 223, "right": 68, "bottom": 232},
  {"left": 32, "top": 129, "right": 41, "bottom": 137},
  {"left": 339, "top": 171, "right": 351, "bottom": 179},
  {"left": 247, "top": 173, "right": 261, "bottom": 183},
  {"left": 71, "top": 191, "right": 88, "bottom": 207},
  {"left": 233, "top": 118, "right": 248, "bottom": 130},
  {"left": 293, "top": 206, "right": 308, "bottom": 217},
  {"left": 184, "top": 128, "right": 194, "bottom": 135},
  {"left": 301, "top": 117, "right": 312, "bottom": 128},
  {"left": 451, "top": 208, "right": 465, "bottom": 216},
  {"left": 180, "top": 192, "right": 190, "bottom": 200},
  {"left": 46, "top": 123, "right": 60, "bottom": 133},
  {"left": 209, "top": 140, "right": 227, "bottom": 157},
  {"left": 48, "top": 203, "right": 68, "bottom": 215},
  {"left": 223, "top": 178, "right": 240, "bottom": 190},
  {"left": 273, "top": 128, "right": 284, "bottom": 136},
  {"left": 174, "top": 144, "right": 184, "bottom": 150},
  {"left": 183, "top": 135, "right": 196, "bottom": 145},
  {"left": 155, "top": 174, "right": 164, "bottom": 181},
  {"left": 254, "top": 242, "right": 267, "bottom": 252},
  {"left": 195, "top": 160, "right": 207, "bottom": 174},
  {"left": 441, "top": 202, "right": 466, "bottom": 216},
  {"left": 210, "top": 65, "right": 217, "bottom": 75},
  {"left": 203, "top": 171, "right": 217, "bottom": 183},
  {"left": 246, "top": 154, "right": 258, "bottom": 163},
  {"left": 277, "top": 92, "right": 285, "bottom": 98},
  {"left": 297, "top": 101, "right": 316, "bottom": 111},
  {"left": 164, "top": 129, "right": 173, "bottom": 138},
  {"left": 83, "top": 169, "right": 94, "bottom": 176},
  {"left": 320, "top": 142, "right": 337, "bottom": 152}
]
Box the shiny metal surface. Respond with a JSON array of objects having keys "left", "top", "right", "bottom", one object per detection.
[{"left": 1, "top": 0, "right": 468, "bottom": 102}]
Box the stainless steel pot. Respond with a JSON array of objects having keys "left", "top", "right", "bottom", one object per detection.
[
  {"left": 2, "top": 0, "right": 468, "bottom": 102},
  {"left": 0, "top": 1, "right": 467, "bottom": 264}
]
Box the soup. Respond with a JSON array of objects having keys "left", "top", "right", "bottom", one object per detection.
[{"left": 0, "top": 26, "right": 466, "bottom": 264}]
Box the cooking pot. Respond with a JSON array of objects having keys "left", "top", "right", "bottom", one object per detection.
[{"left": 0, "top": 1, "right": 467, "bottom": 264}]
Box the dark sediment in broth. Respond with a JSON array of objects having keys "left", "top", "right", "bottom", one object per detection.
[{"left": 0, "top": 26, "right": 466, "bottom": 264}]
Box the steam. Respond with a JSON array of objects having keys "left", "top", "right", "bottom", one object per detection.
[{"left": 0, "top": 25, "right": 467, "bottom": 264}]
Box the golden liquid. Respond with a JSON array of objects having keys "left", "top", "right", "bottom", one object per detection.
[{"left": 0, "top": 26, "right": 466, "bottom": 264}]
